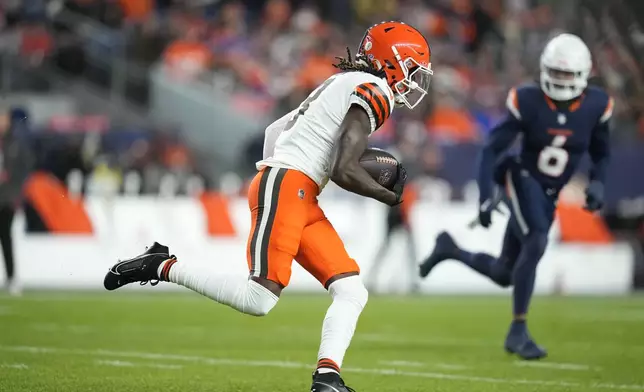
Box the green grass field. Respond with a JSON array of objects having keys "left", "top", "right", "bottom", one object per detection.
[{"left": 1, "top": 291, "right": 643, "bottom": 392}]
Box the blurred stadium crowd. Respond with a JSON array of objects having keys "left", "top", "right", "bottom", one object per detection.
[
  {"left": 0, "top": 0, "right": 642, "bottom": 214},
  {"left": 1, "top": 0, "right": 643, "bottom": 195}
]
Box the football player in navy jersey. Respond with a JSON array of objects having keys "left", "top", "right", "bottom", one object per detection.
[{"left": 419, "top": 33, "right": 612, "bottom": 360}]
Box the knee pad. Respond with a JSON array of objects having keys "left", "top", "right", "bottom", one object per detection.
[
  {"left": 328, "top": 275, "right": 369, "bottom": 310},
  {"left": 245, "top": 279, "right": 279, "bottom": 317}
]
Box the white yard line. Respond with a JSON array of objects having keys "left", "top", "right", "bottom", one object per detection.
[
  {"left": 379, "top": 360, "right": 469, "bottom": 371},
  {"left": 434, "top": 364, "right": 471, "bottom": 371},
  {"left": 0, "top": 345, "right": 640, "bottom": 390},
  {"left": 592, "top": 384, "right": 644, "bottom": 391},
  {"left": 515, "top": 361, "right": 596, "bottom": 371},
  {"left": 96, "top": 360, "right": 136, "bottom": 367},
  {"left": 1, "top": 363, "right": 29, "bottom": 369},
  {"left": 380, "top": 360, "right": 425, "bottom": 368},
  {"left": 96, "top": 359, "right": 182, "bottom": 370}
]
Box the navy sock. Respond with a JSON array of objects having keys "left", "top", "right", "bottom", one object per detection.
[
  {"left": 509, "top": 319, "right": 527, "bottom": 335},
  {"left": 456, "top": 251, "right": 512, "bottom": 287},
  {"left": 512, "top": 233, "right": 548, "bottom": 316}
]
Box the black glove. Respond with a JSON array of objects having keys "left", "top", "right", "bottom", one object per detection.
[
  {"left": 477, "top": 194, "right": 503, "bottom": 229},
  {"left": 478, "top": 203, "right": 492, "bottom": 228},
  {"left": 584, "top": 180, "right": 605, "bottom": 212},
  {"left": 389, "top": 164, "right": 408, "bottom": 206}
]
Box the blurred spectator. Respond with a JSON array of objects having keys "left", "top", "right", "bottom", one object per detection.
[
  {"left": 118, "top": 0, "right": 154, "bottom": 23},
  {"left": 163, "top": 18, "right": 212, "bottom": 81},
  {"left": 352, "top": 0, "right": 397, "bottom": 25},
  {"left": 62, "top": 0, "right": 125, "bottom": 26},
  {"left": 0, "top": 107, "right": 35, "bottom": 296},
  {"left": 19, "top": 21, "right": 53, "bottom": 66},
  {"left": 426, "top": 91, "right": 480, "bottom": 143},
  {"left": 295, "top": 37, "right": 337, "bottom": 92}
]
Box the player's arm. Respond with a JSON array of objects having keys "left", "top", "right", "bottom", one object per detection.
[
  {"left": 477, "top": 89, "right": 523, "bottom": 204},
  {"left": 330, "top": 105, "right": 398, "bottom": 205},
  {"left": 584, "top": 97, "right": 613, "bottom": 211},
  {"left": 588, "top": 97, "right": 613, "bottom": 185}
]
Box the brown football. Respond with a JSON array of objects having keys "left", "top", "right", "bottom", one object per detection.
[{"left": 359, "top": 148, "right": 399, "bottom": 190}]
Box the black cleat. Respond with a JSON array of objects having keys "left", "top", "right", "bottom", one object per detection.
[
  {"left": 419, "top": 231, "right": 460, "bottom": 278},
  {"left": 103, "top": 242, "right": 173, "bottom": 291},
  {"left": 311, "top": 371, "right": 355, "bottom": 392},
  {"left": 505, "top": 331, "right": 548, "bottom": 360}
]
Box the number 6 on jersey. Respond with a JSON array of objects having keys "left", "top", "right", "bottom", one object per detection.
[{"left": 538, "top": 135, "right": 568, "bottom": 177}]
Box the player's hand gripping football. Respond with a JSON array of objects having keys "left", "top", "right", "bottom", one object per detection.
[
  {"left": 390, "top": 164, "right": 408, "bottom": 206},
  {"left": 584, "top": 180, "right": 605, "bottom": 212}
]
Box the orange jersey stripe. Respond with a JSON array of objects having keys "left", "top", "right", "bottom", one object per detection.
[
  {"left": 506, "top": 87, "right": 521, "bottom": 119},
  {"left": 604, "top": 97, "right": 614, "bottom": 116},
  {"left": 355, "top": 85, "right": 384, "bottom": 127},
  {"left": 601, "top": 97, "right": 614, "bottom": 122},
  {"left": 354, "top": 82, "right": 391, "bottom": 129},
  {"left": 364, "top": 82, "right": 392, "bottom": 120},
  {"left": 509, "top": 88, "right": 518, "bottom": 110},
  {"left": 569, "top": 93, "right": 585, "bottom": 112}
]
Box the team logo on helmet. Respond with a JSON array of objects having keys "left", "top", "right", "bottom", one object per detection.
[{"left": 363, "top": 36, "right": 373, "bottom": 52}]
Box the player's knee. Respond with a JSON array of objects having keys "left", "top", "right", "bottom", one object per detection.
[
  {"left": 525, "top": 232, "right": 548, "bottom": 259},
  {"left": 245, "top": 279, "right": 279, "bottom": 317},
  {"left": 492, "top": 261, "right": 512, "bottom": 288},
  {"left": 496, "top": 272, "right": 512, "bottom": 288},
  {"left": 328, "top": 275, "right": 369, "bottom": 310}
]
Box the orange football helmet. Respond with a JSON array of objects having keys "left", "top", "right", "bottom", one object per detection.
[{"left": 356, "top": 21, "right": 433, "bottom": 109}]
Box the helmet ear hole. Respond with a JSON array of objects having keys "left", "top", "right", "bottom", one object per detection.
[{"left": 384, "top": 60, "right": 396, "bottom": 70}]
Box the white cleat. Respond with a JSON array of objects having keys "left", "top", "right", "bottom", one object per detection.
[{"left": 7, "top": 280, "right": 22, "bottom": 297}]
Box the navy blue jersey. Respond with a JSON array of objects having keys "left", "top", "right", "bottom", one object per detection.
[{"left": 477, "top": 84, "right": 612, "bottom": 203}]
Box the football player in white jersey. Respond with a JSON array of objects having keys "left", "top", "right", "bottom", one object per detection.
[{"left": 103, "top": 21, "right": 432, "bottom": 392}]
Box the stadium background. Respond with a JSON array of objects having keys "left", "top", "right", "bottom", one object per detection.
[
  {"left": 1, "top": 0, "right": 642, "bottom": 291},
  {"left": 1, "top": 1, "right": 644, "bottom": 391}
]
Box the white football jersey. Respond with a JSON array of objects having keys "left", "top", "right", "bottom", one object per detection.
[{"left": 257, "top": 71, "right": 395, "bottom": 190}]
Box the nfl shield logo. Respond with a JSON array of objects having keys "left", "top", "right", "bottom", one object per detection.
[{"left": 557, "top": 113, "right": 566, "bottom": 124}]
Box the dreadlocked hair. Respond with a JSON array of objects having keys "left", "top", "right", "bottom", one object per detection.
[{"left": 333, "top": 47, "right": 385, "bottom": 78}]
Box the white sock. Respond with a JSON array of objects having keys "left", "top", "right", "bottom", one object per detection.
[
  {"left": 316, "top": 368, "right": 339, "bottom": 375},
  {"left": 317, "top": 275, "right": 368, "bottom": 372},
  {"left": 157, "top": 259, "right": 278, "bottom": 316}
]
